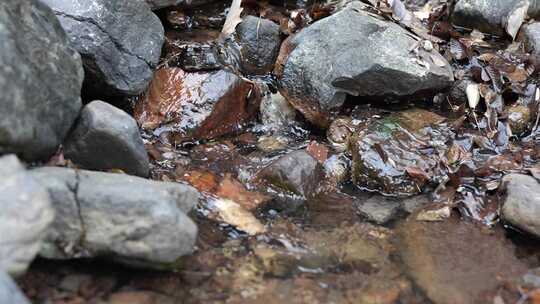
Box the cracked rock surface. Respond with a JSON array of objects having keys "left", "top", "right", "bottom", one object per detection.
[
  {"left": 41, "top": 0, "right": 164, "bottom": 97},
  {"left": 29, "top": 167, "right": 200, "bottom": 269},
  {"left": 0, "top": 0, "right": 84, "bottom": 161},
  {"left": 0, "top": 155, "right": 54, "bottom": 277}
]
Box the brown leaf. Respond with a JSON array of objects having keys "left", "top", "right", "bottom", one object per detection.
[
  {"left": 181, "top": 170, "right": 219, "bottom": 193},
  {"left": 306, "top": 141, "right": 329, "bottom": 163},
  {"left": 406, "top": 166, "right": 430, "bottom": 184},
  {"left": 216, "top": 174, "right": 270, "bottom": 211}
]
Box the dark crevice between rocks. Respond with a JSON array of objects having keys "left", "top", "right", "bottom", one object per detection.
[{"left": 51, "top": 10, "right": 155, "bottom": 69}]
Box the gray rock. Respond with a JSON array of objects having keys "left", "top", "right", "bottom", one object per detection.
[
  {"left": 29, "top": 167, "right": 200, "bottom": 269},
  {"left": 146, "top": 0, "right": 218, "bottom": 10},
  {"left": 277, "top": 2, "right": 453, "bottom": 127},
  {"left": 64, "top": 100, "right": 150, "bottom": 177},
  {"left": 257, "top": 150, "right": 325, "bottom": 198},
  {"left": 501, "top": 174, "right": 540, "bottom": 237},
  {"left": 0, "top": 155, "right": 54, "bottom": 277},
  {"left": 522, "top": 22, "right": 540, "bottom": 60},
  {"left": 355, "top": 196, "right": 401, "bottom": 224},
  {"left": 0, "top": 0, "right": 84, "bottom": 161},
  {"left": 234, "top": 16, "right": 282, "bottom": 75},
  {"left": 452, "top": 0, "right": 540, "bottom": 36},
  {"left": 41, "top": 0, "right": 164, "bottom": 97},
  {"left": 401, "top": 195, "right": 431, "bottom": 214},
  {"left": 0, "top": 271, "right": 31, "bottom": 304}
]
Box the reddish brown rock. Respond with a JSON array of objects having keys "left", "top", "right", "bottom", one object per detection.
[{"left": 134, "top": 68, "right": 260, "bottom": 141}]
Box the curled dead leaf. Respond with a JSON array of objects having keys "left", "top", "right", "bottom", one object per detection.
[{"left": 212, "top": 198, "right": 266, "bottom": 235}]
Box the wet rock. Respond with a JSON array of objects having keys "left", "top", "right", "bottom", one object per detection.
[
  {"left": 506, "top": 104, "right": 532, "bottom": 135},
  {"left": 452, "top": 0, "right": 540, "bottom": 36},
  {"left": 0, "top": 271, "right": 30, "bottom": 304},
  {"left": 164, "top": 38, "right": 221, "bottom": 71},
  {"left": 42, "top": 0, "right": 164, "bottom": 97},
  {"left": 0, "top": 155, "right": 54, "bottom": 276},
  {"left": 64, "top": 100, "right": 150, "bottom": 177},
  {"left": 501, "top": 174, "right": 540, "bottom": 237},
  {"left": 355, "top": 196, "right": 401, "bottom": 225},
  {"left": 257, "top": 150, "right": 325, "bottom": 198},
  {"left": 29, "top": 167, "right": 199, "bottom": 269},
  {"left": 233, "top": 16, "right": 282, "bottom": 75},
  {"left": 165, "top": 3, "right": 228, "bottom": 30},
  {"left": 350, "top": 109, "right": 452, "bottom": 196},
  {"left": 399, "top": 215, "right": 527, "bottom": 304},
  {"left": 0, "top": 0, "right": 84, "bottom": 161},
  {"left": 401, "top": 195, "right": 431, "bottom": 214},
  {"left": 146, "top": 0, "right": 217, "bottom": 10},
  {"left": 276, "top": 2, "right": 453, "bottom": 127},
  {"left": 260, "top": 92, "right": 297, "bottom": 132},
  {"left": 134, "top": 68, "right": 260, "bottom": 141}
]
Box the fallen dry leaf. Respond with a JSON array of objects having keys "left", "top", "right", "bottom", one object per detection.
[
  {"left": 216, "top": 174, "right": 270, "bottom": 211},
  {"left": 182, "top": 170, "right": 219, "bottom": 193},
  {"left": 212, "top": 198, "right": 266, "bottom": 235},
  {"left": 306, "top": 141, "right": 329, "bottom": 164}
]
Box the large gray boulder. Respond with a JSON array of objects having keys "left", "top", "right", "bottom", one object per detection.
[
  {"left": 0, "top": 0, "right": 84, "bottom": 161},
  {"left": 277, "top": 2, "right": 453, "bottom": 127},
  {"left": 64, "top": 100, "right": 150, "bottom": 177},
  {"left": 41, "top": 0, "right": 165, "bottom": 97},
  {"left": 0, "top": 155, "right": 54, "bottom": 277},
  {"left": 0, "top": 271, "right": 31, "bottom": 304},
  {"left": 501, "top": 174, "right": 540, "bottom": 237},
  {"left": 452, "top": 0, "right": 540, "bottom": 36},
  {"left": 29, "top": 167, "right": 200, "bottom": 269}
]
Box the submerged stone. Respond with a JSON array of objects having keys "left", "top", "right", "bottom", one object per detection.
[
  {"left": 350, "top": 109, "right": 452, "bottom": 196},
  {"left": 134, "top": 68, "right": 260, "bottom": 141},
  {"left": 398, "top": 215, "right": 527, "bottom": 304},
  {"left": 256, "top": 150, "right": 325, "bottom": 199}
]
